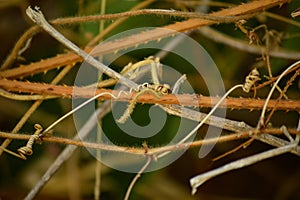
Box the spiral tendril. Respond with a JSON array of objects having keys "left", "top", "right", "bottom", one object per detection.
[
  {"left": 243, "top": 68, "right": 260, "bottom": 93},
  {"left": 17, "top": 124, "right": 43, "bottom": 160}
]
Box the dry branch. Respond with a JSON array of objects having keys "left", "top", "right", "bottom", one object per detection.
[
  {"left": 0, "top": 79, "right": 299, "bottom": 111},
  {"left": 0, "top": 0, "right": 289, "bottom": 79},
  {"left": 0, "top": 128, "right": 299, "bottom": 156},
  {"left": 198, "top": 27, "right": 300, "bottom": 60}
]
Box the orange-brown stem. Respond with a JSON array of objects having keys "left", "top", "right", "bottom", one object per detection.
[
  {"left": 0, "top": 128, "right": 299, "bottom": 156},
  {"left": 0, "top": 79, "right": 299, "bottom": 111},
  {"left": 0, "top": 0, "right": 289, "bottom": 79}
]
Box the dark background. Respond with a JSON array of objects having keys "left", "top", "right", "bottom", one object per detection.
[{"left": 0, "top": 0, "right": 300, "bottom": 199}]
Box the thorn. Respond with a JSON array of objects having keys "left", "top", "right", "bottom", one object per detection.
[{"left": 142, "top": 141, "right": 149, "bottom": 154}]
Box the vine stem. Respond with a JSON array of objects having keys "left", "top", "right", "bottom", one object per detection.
[
  {"left": 42, "top": 91, "right": 128, "bottom": 134},
  {"left": 1, "top": 0, "right": 292, "bottom": 79},
  {"left": 257, "top": 60, "right": 300, "bottom": 129},
  {"left": 124, "top": 156, "right": 152, "bottom": 200},
  {"left": 24, "top": 101, "right": 111, "bottom": 200},
  {"left": 0, "top": 65, "right": 73, "bottom": 156},
  {"left": 191, "top": 134, "right": 300, "bottom": 194},
  {"left": 26, "top": 6, "right": 138, "bottom": 90},
  {"left": 157, "top": 84, "right": 243, "bottom": 158},
  {"left": 0, "top": 128, "right": 299, "bottom": 157},
  {"left": 198, "top": 26, "right": 300, "bottom": 60},
  {"left": 0, "top": 79, "right": 299, "bottom": 111}
]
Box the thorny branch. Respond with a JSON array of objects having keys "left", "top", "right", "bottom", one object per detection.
[
  {"left": 0, "top": 0, "right": 299, "bottom": 199},
  {"left": 0, "top": 128, "right": 299, "bottom": 157},
  {"left": 0, "top": 79, "right": 299, "bottom": 111},
  {"left": 26, "top": 6, "right": 138, "bottom": 90},
  {"left": 0, "top": 0, "right": 293, "bottom": 79},
  {"left": 0, "top": 65, "right": 73, "bottom": 156},
  {"left": 1, "top": 0, "right": 298, "bottom": 164}
]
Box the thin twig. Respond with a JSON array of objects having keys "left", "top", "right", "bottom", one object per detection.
[
  {"left": 1, "top": 26, "right": 39, "bottom": 70},
  {"left": 124, "top": 156, "right": 152, "bottom": 200},
  {"left": 0, "top": 128, "right": 299, "bottom": 158},
  {"left": 1, "top": 0, "right": 290, "bottom": 79},
  {"left": 40, "top": 9, "right": 257, "bottom": 26},
  {"left": 0, "top": 65, "right": 72, "bottom": 156},
  {"left": 42, "top": 91, "right": 130, "bottom": 134},
  {"left": 24, "top": 101, "right": 111, "bottom": 200},
  {"left": 161, "top": 105, "right": 300, "bottom": 156},
  {"left": 249, "top": 24, "right": 289, "bottom": 99},
  {"left": 266, "top": 11, "right": 300, "bottom": 27},
  {"left": 264, "top": 67, "right": 300, "bottom": 125},
  {"left": 94, "top": 1, "right": 106, "bottom": 199},
  {"left": 158, "top": 84, "right": 243, "bottom": 158},
  {"left": 256, "top": 65, "right": 300, "bottom": 89},
  {"left": 291, "top": 6, "right": 300, "bottom": 18},
  {"left": 87, "top": 0, "right": 167, "bottom": 46},
  {"left": 0, "top": 89, "right": 58, "bottom": 101},
  {"left": 190, "top": 121, "right": 300, "bottom": 195},
  {"left": 257, "top": 60, "right": 300, "bottom": 129},
  {"left": 26, "top": 6, "right": 138, "bottom": 90},
  {"left": 171, "top": 74, "right": 187, "bottom": 94},
  {"left": 190, "top": 134, "right": 299, "bottom": 194},
  {"left": 198, "top": 26, "right": 300, "bottom": 60},
  {"left": 212, "top": 138, "right": 253, "bottom": 162}
]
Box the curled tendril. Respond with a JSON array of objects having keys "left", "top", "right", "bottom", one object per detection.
[
  {"left": 117, "top": 83, "right": 170, "bottom": 124},
  {"left": 17, "top": 124, "right": 43, "bottom": 160},
  {"left": 243, "top": 68, "right": 261, "bottom": 93}
]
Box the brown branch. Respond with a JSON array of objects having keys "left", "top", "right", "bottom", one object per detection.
[
  {"left": 256, "top": 62, "right": 300, "bottom": 90},
  {"left": 0, "top": 66, "right": 73, "bottom": 156},
  {"left": 1, "top": 26, "right": 40, "bottom": 70},
  {"left": 0, "top": 0, "right": 289, "bottom": 79},
  {"left": 198, "top": 27, "right": 300, "bottom": 60},
  {"left": 0, "top": 128, "right": 299, "bottom": 156},
  {"left": 0, "top": 79, "right": 299, "bottom": 111},
  {"left": 265, "top": 67, "right": 300, "bottom": 124}
]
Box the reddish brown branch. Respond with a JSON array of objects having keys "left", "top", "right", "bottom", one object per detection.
[
  {"left": 0, "top": 128, "right": 299, "bottom": 156},
  {"left": 0, "top": 0, "right": 289, "bottom": 79},
  {"left": 0, "top": 79, "right": 299, "bottom": 111},
  {"left": 256, "top": 63, "right": 300, "bottom": 90}
]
